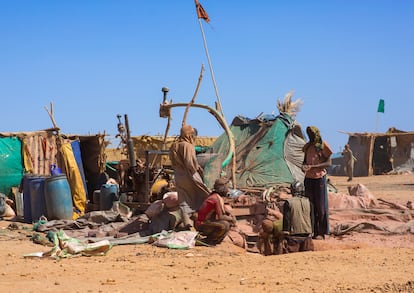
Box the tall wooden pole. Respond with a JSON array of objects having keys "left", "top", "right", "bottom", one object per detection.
[
  {"left": 197, "top": 18, "right": 224, "bottom": 117},
  {"left": 194, "top": 1, "right": 236, "bottom": 187}
]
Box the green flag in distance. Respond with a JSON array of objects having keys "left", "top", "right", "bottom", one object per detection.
[{"left": 377, "top": 99, "right": 385, "bottom": 113}]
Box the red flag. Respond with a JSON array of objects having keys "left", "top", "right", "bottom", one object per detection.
[{"left": 195, "top": 0, "right": 210, "bottom": 23}]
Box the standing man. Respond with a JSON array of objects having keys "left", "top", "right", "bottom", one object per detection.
[
  {"left": 342, "top": 144, "right": 356, "bottom": 181},
  {"left": 169, "top": 124, "right": 210, "bottom": 213},
  {"left": 302, "top": 126, "right": 332, "bottom": 240}
]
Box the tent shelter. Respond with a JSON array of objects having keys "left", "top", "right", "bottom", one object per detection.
[
  {"left": 202, "top": 112, "right": 306, "bottom": 189},
  {"left": 0, "top": 131, "right": 106, "bottom": 201},
  {"left": 347, "top": 128, "right": 414, "bottom": 176},
  {"left": 68, "top": 134, "right": 107, "bottom": 198}
]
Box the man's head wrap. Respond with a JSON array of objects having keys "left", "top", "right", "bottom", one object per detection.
[
  {"left": 304, "top": 126, "right": 324, "bottom": 152},
  {"left": 179, "top": 124, "right": 195, "bottom": 144}
]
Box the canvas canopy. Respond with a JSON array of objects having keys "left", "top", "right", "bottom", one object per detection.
[{"left": 202, "top": 112, "right": 306, "bottom": 189}]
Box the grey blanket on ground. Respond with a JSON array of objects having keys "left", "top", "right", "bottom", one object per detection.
[
  {"left": 330, "top": 208, "right": 414, "bottom": 235},
  {"left": 35, "top": 210, "right": 130, "bottom": 232},
  {"left": 332, "top": 220, "right": 414, "bottom": 236}
]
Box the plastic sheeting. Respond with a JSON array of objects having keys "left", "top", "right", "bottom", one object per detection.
[
  {"left": 203, "top": 113, "right": 306, "bottom": 189},
  {"left": 60, "top": 142, "right": 87, "bottom": 219},
  {"left": 0, "top": 137, "right": 24, "bottom": 195},
  {"left": 71, "top": 140, "right": 88, "bottom": 196}
]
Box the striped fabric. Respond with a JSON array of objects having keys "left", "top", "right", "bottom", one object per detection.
[{"left": 22, "top": 132, "right": 58, "bottom": 175}]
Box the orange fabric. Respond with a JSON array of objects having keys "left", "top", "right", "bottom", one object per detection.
[{"left": 195, "top": 0, "right": 210, "bottom": 22}]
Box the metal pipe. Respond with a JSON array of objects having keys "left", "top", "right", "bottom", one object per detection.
[
  {"left": 160, "top": 102, "right": 236, "bottom": 188},
  {"left": 162, "top": 87, "right": 169, "bottom": 103},
  {"left": 124, "top": 114, "right": 136, "bottom": 168}
]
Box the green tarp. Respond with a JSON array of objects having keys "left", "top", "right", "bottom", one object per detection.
[
  {"left": 0, "top": 137, "right": 24, "bottom": 195},
  {"left": 203, "top": 113, "right": 306, "bottom": 189}
]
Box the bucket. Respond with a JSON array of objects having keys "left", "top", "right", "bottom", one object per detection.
[
  {"left": 50, "top": 164, "right": 63, "bottom": 176},
  {"left": 22, "top": 174, "right": 45, "bottom": 223},
  {"left": 92, "top": 190, "right": 101, "bottom": 205},
  {"left": 44, "top": 175, "right": 73, "bottom": 220},
  {"left": 100, "top": 184, "right": 119, "bottom": 211},
  {"left": 29, "top": 177, "right": 47, "bottom": 222}
]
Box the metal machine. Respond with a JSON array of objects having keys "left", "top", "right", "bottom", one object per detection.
[{"left": 113, "top": 114, "right": 172, "bottom": 209}]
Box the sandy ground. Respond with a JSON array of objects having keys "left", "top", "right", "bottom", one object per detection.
[{"left": 0, "top": 174, "right": 413, "bottom": 293}]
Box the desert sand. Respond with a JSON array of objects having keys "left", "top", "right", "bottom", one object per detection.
[{"left": 0, "top": 174, "right": 413, "bottom": 293}]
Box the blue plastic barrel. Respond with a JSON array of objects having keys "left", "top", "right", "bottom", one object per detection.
[
  {"left": 22, "top": 174, "right": 45, "bottom": 223},
  {"left": 44, "top": 175, "right": 73, "bottom": 220},
  {"left": 100, "top": 184, "right": 118, "bottom": 210},
  {"left": 29, "top": 177, "right": 47, "bottom": 222}
]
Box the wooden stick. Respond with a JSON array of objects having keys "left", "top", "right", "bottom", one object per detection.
[
  {"left": 377, "top": 198, "right": 408, "bottom": 210},
  {"left": 44, "top": 102, "right": 58, "bottom": 130},
  {"left": 182, "top": 64, "right": 204, "bottom": 127}
]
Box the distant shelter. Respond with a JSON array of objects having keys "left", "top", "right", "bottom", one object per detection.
[{"left": 346, "top": 127, "right": 414, "bottom": 176}]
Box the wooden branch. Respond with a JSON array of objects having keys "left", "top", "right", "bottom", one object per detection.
[
  {"left": 44, "top": 101, "right": 63, "bottom": 149},
  {"left": 377, "top": 198, "right": 408, "bottom": 210},
  {"left": 182, "top": 64, "right": 204, "bottom": 127},
  {"left": 162, "top": 115, "right": 172, "bottom": 150},
  {"left": 44, "top": 102, "right": 59, "bottom": 130},
  {"left": 163, "top": 102, "right": 237, "bottom": 188}
]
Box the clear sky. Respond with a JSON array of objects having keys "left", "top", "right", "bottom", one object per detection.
[{"left": 1, "top": 1, "right": 413, "bottom": 153}]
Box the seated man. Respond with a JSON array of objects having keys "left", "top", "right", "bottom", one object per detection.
[
  {"left": 195, "top": 177, "right": 236, "bottom": 245},
  {"left": 144, "top": 191, "right": 193, "bottom": 235}
]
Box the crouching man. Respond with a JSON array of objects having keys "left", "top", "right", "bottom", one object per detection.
[
  {"left": 259, "top": 206, "right": 284, "bottom": 256},
  {"left": 259, "top": 180, "right": 314, "bottom": 255},
  {"left": 279, "top": 180, "right": 314, "bottom": 253},
  {"left": 195, "top": 177, "right": 236, "bottom": 245}
]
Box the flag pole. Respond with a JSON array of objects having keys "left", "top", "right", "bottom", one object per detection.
[
  {"left": 376, "top": 98, "right": 385, "bottom": 132},
  {"left": 196, "top": 15, "right": 224, "bottom": 117},
  {"left": 194, "top": 0, "right": 237, "bottom": 186}
]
